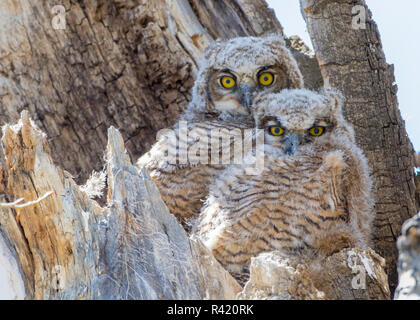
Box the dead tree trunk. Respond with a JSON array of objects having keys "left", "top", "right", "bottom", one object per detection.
[
  {"left": 0, "top": 111, "right": 241, "bottom": 299},
  {"left": 300, "top": 0, "right": 418, "bottom": 293}
]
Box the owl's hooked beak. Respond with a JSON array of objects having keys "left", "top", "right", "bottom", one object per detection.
[
  {"left": 239, "top": 85, "right": 253, "bottom": 113},
  {"left": 283, "top": 133, "right": 300, "bottom": 155}
]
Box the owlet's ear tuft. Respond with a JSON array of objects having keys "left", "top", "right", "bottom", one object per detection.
[
  {"left": 264, "top": 34, "right": 287, "bottom": 47},
  {"left": 320, "top": 87, "right": 345, "bottom": 117},
  {"left": 203, "top": 39, "right": 224, "bottom": 60}
]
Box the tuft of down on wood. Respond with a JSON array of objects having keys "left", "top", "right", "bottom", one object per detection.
[
  {"left": 395, "top": 212, "right": 420, "bottom": 300},
  {"left": 0, "top": 111, "right": 241, "bottom": 300},
  {"left": 0, "top": 112, "right": 392, "bottom": 300}
]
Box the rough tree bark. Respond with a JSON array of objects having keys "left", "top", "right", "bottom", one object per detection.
[
  {"left": 0, "top": 0, "right": 416, "bottom": 298},
  {"left": 300, "top": 0, "right": 418, "bottom": 293}
]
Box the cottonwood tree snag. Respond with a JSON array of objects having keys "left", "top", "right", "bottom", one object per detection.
[
  {"left": 0, "top": 0, "right": 318, "bottom": 185},
  {"left": 0, "top": 112, "right": 241, "bottom": 299},
  {"left": 0, "top": 0, "right": 197, "bottom": 184},
  {"left": 300, "top": 0, "right": 418, "bottom": 293},
  {"left": 187, "top": 0, "right": 283, "bottom": 39}
]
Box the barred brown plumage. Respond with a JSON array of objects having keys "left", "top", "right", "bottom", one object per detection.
[
  {"left": 194, "top": 88, "right": 375, "bottom": 284},
  {"left": 137, "top": 119, "right": 254, "bottom": 228}
]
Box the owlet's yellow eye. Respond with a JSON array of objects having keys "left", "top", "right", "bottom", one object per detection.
[
  {"left": 308, "top": 126, "right": 325, "bottom": 136},
  {"left": 269, "top": 126, "right": 284, "bottom": 136},
  {"left": 220, "top": 76, "right": 236, "bottom": 89},
  {"left": 259, "top": 72, "right": 274, "bottom": 86}
]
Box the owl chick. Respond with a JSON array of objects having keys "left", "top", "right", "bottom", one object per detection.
[
  {"left": 194, "top": 88, "right": 375, "bottom": 283},
  {"left": 181, "top": 35, "right": 304, "bottom": 122},
  {"left": 138, "top": 35, "right": 304, "bottom": 226}
]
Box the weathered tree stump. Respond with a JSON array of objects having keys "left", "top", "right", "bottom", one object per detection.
[{"left": 0, "top": 112, "right": 241, "bottom": 299}]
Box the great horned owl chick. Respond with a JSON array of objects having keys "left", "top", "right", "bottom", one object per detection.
[
  {"left": 194, "top": 88, "right": 375, "bottom": 283},
  {"left": 181, "top": 35, "right": 304, "bottom": 122},
  {"left": 138, "top": 35, "right": 304, "bottom": 226}
]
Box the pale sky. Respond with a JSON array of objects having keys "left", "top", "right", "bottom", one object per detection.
[{"left": 267, "top": 0, "right": 420, "bottom": 152}]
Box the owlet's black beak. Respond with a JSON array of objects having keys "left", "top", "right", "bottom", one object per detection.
[
  {"left": 283, "top": 133, "right": 300, "bottom": 155},
  {"left": 239, "top": 85, "right": 253, "bottom": 112}
]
